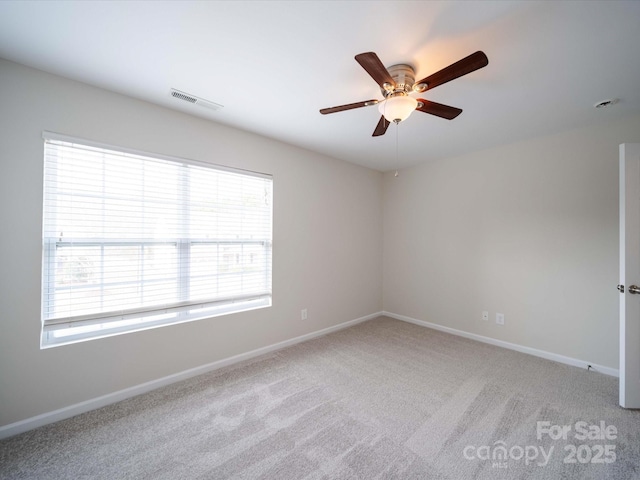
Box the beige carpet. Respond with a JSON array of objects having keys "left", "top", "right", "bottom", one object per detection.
[{"left": 1, "top": 316, "right": 639, "bottom": 479}]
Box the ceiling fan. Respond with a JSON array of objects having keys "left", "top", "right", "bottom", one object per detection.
[{"left": 320, "top": 51, "right": 488, "bottom": 136}]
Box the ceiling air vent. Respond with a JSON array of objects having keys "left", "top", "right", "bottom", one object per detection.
[{"left": 170, "top": 89, "right": 223, "bottom": 111}]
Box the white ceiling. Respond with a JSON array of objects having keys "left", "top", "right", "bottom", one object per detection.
[{"left": 1, "top": 1, "right": 639, "bottom": 172}]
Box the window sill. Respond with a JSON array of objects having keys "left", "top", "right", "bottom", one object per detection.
[{"left": 40, "top": 297, "right": 271, "bottom": 348}]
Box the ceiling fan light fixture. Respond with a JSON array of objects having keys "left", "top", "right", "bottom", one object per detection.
[{"left": 379, "top": 95, "right": 418, "bottom": 122}]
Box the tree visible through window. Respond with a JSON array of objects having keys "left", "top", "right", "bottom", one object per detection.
[{"left": 41, "top": 133, "right": 272, "bottom": 347}]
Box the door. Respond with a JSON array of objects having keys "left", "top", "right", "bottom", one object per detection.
[{"left": 619, "top": 143, "right": 640, "bottom": 408}]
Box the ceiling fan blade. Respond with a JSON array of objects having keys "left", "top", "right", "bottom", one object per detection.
[
  {"left": 415, "top": 51, "right": 488, "bottom": 92},
  {"left": 372, "top": 115, "right": 390, "bottom": 137},
  {"left": 320, "top": 99, "right": 378, "bottom": 115},
  {"left": 416, "top": 99, "right": 462, "bottom": 120},
  {"left": 355, "top": 52, "right": 396, "bottom": 90}
]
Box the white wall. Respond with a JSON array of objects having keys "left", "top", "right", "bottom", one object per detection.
[
  {"left": 384, "top": 114, "right": 640, "bottom": 370},
  {"left": 0, "top": 59, "right": 383, "bottom": 427}
]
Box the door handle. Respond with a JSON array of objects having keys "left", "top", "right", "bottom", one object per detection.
[{"left": 629, "top": 285, "right": 640, "bottom": 294}]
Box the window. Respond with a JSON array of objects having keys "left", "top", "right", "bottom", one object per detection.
[{"left": 41, "top": 133, "right": 272, "bottom": 347}]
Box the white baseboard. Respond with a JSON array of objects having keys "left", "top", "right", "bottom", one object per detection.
[
  {"left": 0, "top": 311, "right": 382, "bottom": 440},
  {"left": 383, "top": 311, "right": 619, "bottom": 378}
]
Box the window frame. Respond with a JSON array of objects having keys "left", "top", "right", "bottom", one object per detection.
[{"left": 41, "top": 132, "right": 273, "bottom": 348}]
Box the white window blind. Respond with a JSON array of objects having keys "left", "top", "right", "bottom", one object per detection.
[{"left": 41, "top": 133, "right": 272, "bottom": 347}]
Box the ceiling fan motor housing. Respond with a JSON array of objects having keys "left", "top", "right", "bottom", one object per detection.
[{"left": 381, "top": 64, "right": 416, "bottom": 97}]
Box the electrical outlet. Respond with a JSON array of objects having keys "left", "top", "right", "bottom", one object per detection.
[
  {"left": 496, "top": 313, "right": 505, "bottom": 325},
  {"left": 301, "top": 309, "right": 308, "bottom": 320},
  {"left": 482, "top": 311, "right": 489, "bottom": 321}
]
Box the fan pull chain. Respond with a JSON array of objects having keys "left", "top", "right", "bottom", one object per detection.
[{"left": 394, "top": 119, "right": 399, "bottom": 177}]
